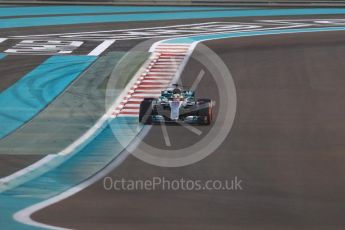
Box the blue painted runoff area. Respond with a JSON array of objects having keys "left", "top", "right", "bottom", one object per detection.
[
  {"left": 0, "top": 55, "right": 96, "bottom": 139},
  {"left": 0, "top": 53, "right": 5, "bottom": 59},
  {"left": 0, "top": 6, "right": 242, "bottom": 17},
  {"left": 0, "top": 117, "right": 141, "bottom": 230},
  {"left": 2, "top": 8, "right": 345, "bottom": 29}
]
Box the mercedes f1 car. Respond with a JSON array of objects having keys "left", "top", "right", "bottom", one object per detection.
[{"left": 139, "top": 85, "right": 213, "bottom": 125}]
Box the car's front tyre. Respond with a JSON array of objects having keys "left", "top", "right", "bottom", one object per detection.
[
  {"left": 197, "top": 99, "right": 213, "bottom": 125},
  {"left": 139, "top": 98, "right": 155, "bottom": 124}
]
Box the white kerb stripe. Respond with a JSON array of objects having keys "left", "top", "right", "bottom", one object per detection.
[
  {"left": 136, "top": 88, "right": 167, "bottom": 92},
  {"left": 142, "top": 76, "right": 173, "bottom": 79},
  {"left": 0, "top": 38, "right": 7, "bottom": 43},
  {"left": 146, "top": 72, "right": 174, "bottom": 75},
  {"left": 128, "top": 98, "right": 144, "bottom": 102},
  {"left": 118, "top": 114, "right": 137, "bottom": 117},
  {"left": 121, "top": 108, "right": 139, "bottom": 113},
  {"left": 132, "top": 92, "right": 161, "bottom": 96},
  {"left": 142, "top": 80, "right": 171, "bottom": 83},
  {"left": 123, "top": 104, "right": 140, "bottom": 108}
]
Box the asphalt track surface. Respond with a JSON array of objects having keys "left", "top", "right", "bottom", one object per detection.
[
  {"left": 32, "top": 30, "right": 345, "bottom": 229},
  {"left": 2, "top": 5, "right": 345, "bottom": 230}
]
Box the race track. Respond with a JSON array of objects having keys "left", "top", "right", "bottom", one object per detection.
[
  {"left": 1, "top": 4, "right": 345, "bottom": 230},
  {"left": 33, "top": 30, "right": 345, "bottom": 230}
]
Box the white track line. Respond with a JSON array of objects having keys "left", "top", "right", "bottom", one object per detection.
[
  {"left": 179, "top": 122, "right": 202, "bottom": 136},
  {"left": 0, "top": 155, "right": 57, "bottom": 193},
  {"left": 13, "top": 22, "right": 220, "bottom": 38},
  {"left": 14, "top": 143, "right": 137, "bottom": 230},
  {"left": 0, "top": 38, "right": 7, "bottom": 43},
  {"left": 191, "top": 69, "right": 205, "bottom": 91},
  {"left": 161, "top": 123, "right": 171, "bottom": 147},
  {"left": 88, "top": 39, "right": 115, "bottom": 56}
]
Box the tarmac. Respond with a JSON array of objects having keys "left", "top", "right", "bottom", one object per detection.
[{"left": 32, "top": 30, "right": 345, "bottom": 230}]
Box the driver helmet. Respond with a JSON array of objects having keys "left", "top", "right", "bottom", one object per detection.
[{"left": 172, "top": 88, "right": 181, "bottom": 94}]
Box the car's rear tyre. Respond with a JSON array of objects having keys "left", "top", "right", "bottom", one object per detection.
[
  {"left": 139, "top": 98, "right": 155, "bottom": 124},
  {"left": 197, "top": 99, "right": 213, "bottom": 125}
]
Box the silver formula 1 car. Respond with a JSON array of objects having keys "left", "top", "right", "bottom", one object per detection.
[{"left": 139, "top": 85, "right": 213, "bottom": 125}]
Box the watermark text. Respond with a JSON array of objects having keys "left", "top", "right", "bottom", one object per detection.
[{"left": 103, "top": 176, "right": 243, "bottom": 191}]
